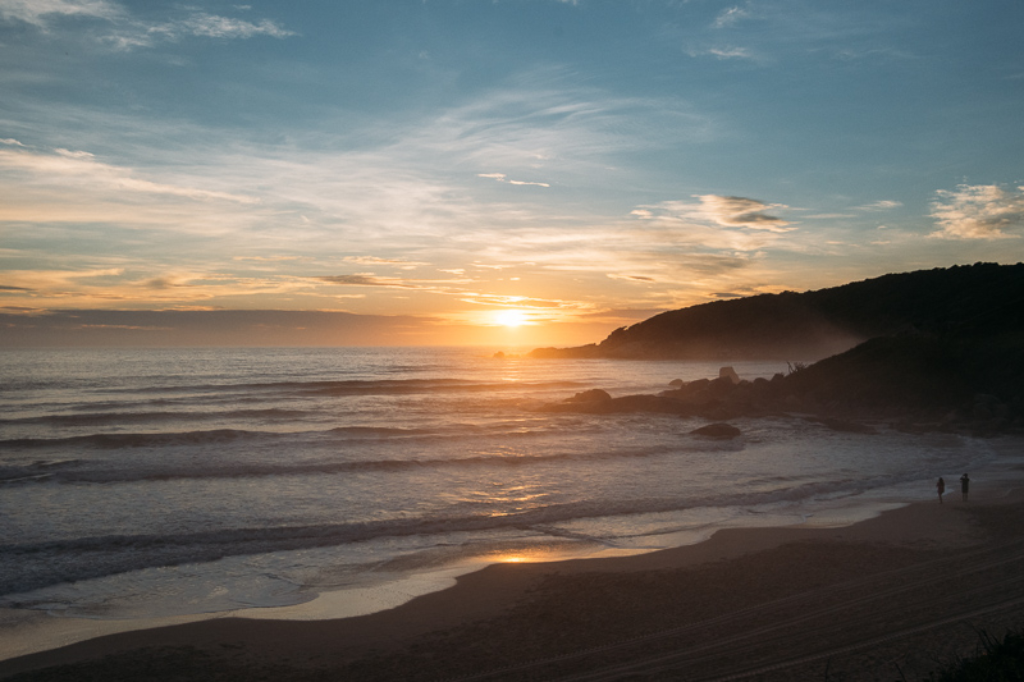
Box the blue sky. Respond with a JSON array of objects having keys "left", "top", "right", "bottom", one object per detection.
[{"left": 1, "top": 0, "right": 1023, "bottom": 346}]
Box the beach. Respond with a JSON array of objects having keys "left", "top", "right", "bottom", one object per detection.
[
  {"left": 4, "top": 348, "right": 1023, "bottom": 680},
  {"left": 3, "top": 481, "right": 1024, "bottom": 682}
]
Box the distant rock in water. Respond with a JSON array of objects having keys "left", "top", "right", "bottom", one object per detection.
[
  {"left": 565, "top": 388, "right": 612, "bottom": 403},
  {"left": 690, "top": 422, "right": 741, "bottom": 439},
  {"left": 719, "top": 366, "right": 740, "bottom": 384},
  {"left": 669, "top": 378, "right": 684, "bottom": 388}
]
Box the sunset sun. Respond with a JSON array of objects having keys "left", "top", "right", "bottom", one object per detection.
[{"left": 494, "top": 309, "right": 529, "bottom": 327}]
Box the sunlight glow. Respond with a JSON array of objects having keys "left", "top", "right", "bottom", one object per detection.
[{"left": 493, "top": 309, "right": 529, "bottom": 327}]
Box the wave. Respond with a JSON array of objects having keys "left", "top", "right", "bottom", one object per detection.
[
  {"left": 0, "top": 410, "right": 622, "bottom": 455},
  {"left": 0, "top": 408, "right": 311, "bottom": 428},
  {"left": 0, "top": 443, "right": 689, "bottom": 484},
  {"left": 0, "top": 422, "right": 512, "bottom": 453},
  {"left": 0, "top": 475, "right": 901, "bottom": 599},
  {"left": 99, "top": 377, "right": 584, "bottom": 397},
  {"left": 0, "top": 429, "right": 269, "bottom": 452}
]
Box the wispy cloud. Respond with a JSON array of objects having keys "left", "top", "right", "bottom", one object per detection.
[
  {"left": 343, "top": 256, "right": 428, "bottom": 269},
  {"left": 317, "top": 274, "right": 425, "bottom": 289},
  {"left": 478, "top": 172, "right": 550, "bottom": 188},
  {"left": 169, "top": 13, "right": 293, "bottom": 40},
  {"left": 637, "top": 195, "right": 792, "bottom": 233},
  {"left": 930, "top": 184, "right": 1024, "bottom": 240},
  {"left": 0, "top": 147, "right": 257, "bottom": 203},
  {"left": 0, "top": 0, "right": 293, "bottom": 49},
  {"left": 687, "top": 46, "right": 758, "bottom": 61},
  {"left": 696, "top": 195, "right": 792, "bottom": 230},
  {"left": 712, "top": 6, "right": 752, "bottom": 29},
  {"left": 0, "top": 0, "right": 120, "bottom": 27},
  {"left": 857, "top": 200, "right": 903, "bottom": 211}
]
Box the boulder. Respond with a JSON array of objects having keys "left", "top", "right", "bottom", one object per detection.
[
  {"left": 669, "top": 378, "right": 685, "bottom": 388},
  {"left": 565, "top": 388, "right": 612, "bottom": 403},
  {"left": 541, "top": 392, "right": 685, "bottom": 414},
  {"left": 719, "top": 366, "right": 740, "bottom": 384},
  {"left": 690, "top": 422, "right": 742, "bottom": 439}
]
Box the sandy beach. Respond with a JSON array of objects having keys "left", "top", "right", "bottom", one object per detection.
[{"left": 3, "top": 481, "right": 1024, "bottom": 682}]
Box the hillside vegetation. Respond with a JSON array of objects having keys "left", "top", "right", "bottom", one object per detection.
[{"left": 532, "top": 263, "right": 1024, "bottom": 361}]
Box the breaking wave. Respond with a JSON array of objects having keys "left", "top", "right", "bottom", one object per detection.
[{"left": 0, "top": 476, "right": 890, "bottom": 599}]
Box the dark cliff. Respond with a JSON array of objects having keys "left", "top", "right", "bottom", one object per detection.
[{"left": 531, "top": 263, "right": 1024, "bottom": 361}]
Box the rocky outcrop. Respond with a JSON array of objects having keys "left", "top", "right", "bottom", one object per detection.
[
  {"left": 541, "top": 392, "right": 686, "bottom": 415},
  {"left": 719, "top": 366, "right": 740, "bottom": 384},
  {"left": 535, "top": 356, "right": 1024, "bottom": 435},
  {"left": 539, "top": 367, "right": 786, "bottom": 419},
  {"left": 565, "top": 388, "right": 612, "bottom": 403}
]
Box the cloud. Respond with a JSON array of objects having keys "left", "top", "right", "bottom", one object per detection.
[
  {"left": 687, "top": 46, "right": 758, "bottom": 61},
  {"left": 691, "top": 195, "right": 792, "bottom": 231},
  {"left": 709, "top": 47, "right": 754, "bottom": 59},
  {"left": 713, "top": 6, "right": 752, "bottom": 29},
  {"left": 857, "top": 200, "right": 902, "bottom": 211},
  {"left": 929, "top": 184, "right": 1024, "bottom": 240},
  {"left": 343, "top": 256, "right": 428, "bottom": 269},
  {"left": 175, "top": 13, "right": 293, "bottom": 39},
  {"left": 607, "top": 274, "right": 656, "bottom": 282},
  {"left": 0, "top": 71, "right": 736, "bottom": 315},
  {"left": 0, "top": 0, "right": 293, "bottom": 49},
  {"left": 316, "top": 274, "right": 426, "bottom": 289},
  {"left": 0, "top": 146, "right": 257, "bottom": 208},
  {"left": 0, "top": 309, "right": 440, "bottom": 347},
  {"left": 477, "top": 172, "right": 550, "bottom": 188},
  {"left": 0, "top": 0, "right": 119, "bottom": 26},
  {"left": 138, "top": 12, "right": 294, "bottom": 46}
]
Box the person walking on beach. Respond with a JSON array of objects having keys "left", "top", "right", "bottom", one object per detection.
[
  {"left": 937, "top": 477, "right": 945, "bottom": 504},
  {"left": 960, "top": 473, "right": 970, "bottom": 502}
]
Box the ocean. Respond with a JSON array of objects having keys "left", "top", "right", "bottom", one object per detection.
[{"left": 0, "top": 346, "right": 1016, "bottom": 658}]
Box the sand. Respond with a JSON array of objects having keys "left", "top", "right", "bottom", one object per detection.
[{"left": 3, "top": 485, "right": 1024, "bottom": 681}]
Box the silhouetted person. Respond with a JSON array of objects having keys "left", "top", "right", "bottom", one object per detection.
[
  {"left": 960, "top": 473, "right": 970, "bottom": 502},
  {"left": 937, "top": 477, "right": 945, "bottom": 504}
]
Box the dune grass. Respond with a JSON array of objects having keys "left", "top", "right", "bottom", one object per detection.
[{"left": 927, "top": 628, "right": 1024, "bottom": 681}]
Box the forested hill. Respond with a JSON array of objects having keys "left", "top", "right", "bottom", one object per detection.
[{"left": 530, "top": 263, "right": 1024, "bottom": 361}]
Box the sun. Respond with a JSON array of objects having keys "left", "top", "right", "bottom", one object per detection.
[{"left": 494, "top": 309, "right": 529, "bottom": 327}]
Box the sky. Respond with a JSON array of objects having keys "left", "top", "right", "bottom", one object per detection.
[{"left": 1, "top": 0, "right": 1023, "bottom": 348}]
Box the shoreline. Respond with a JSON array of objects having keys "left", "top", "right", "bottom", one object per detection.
[
  {"left": 3, "top": 478, "right": 1024, "bottom": 681},
  {"left": 0, "top": 489, "right": 943, "bottom": 665}
]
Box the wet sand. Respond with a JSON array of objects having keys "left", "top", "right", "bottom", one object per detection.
[{"left": 3, "top": 486, "right": 1024, "bottom": 681}]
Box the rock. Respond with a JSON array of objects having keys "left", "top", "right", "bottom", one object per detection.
[
  {"left": 606, "top": 394, "right": 686, "bottom": 413},
  {"left": 565, "top": 388, "right": 612, "bottom": 403},
  {"left": 690, "top": 422, "right": 742, "bottom": 439},
  {"left": 719, "top": 366, "right": 740, "bottom": 384},
  {"left": 707, "top": 376, "right": 736, "bottom": 397},
  {"left": 493, "top": 351, "right": 505, "bottom": 359},
  {"left": 540, "top": 393, "right": 685, "bottom": 414},
  {"left": 669, "top": 378, "right": 685, "bottom": 388},
  {"left": 783, "top": 395, "right": 804, "bottom": 411},
  {"left": 682, "top": 378, "right": 711, "bottom": 394}
]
